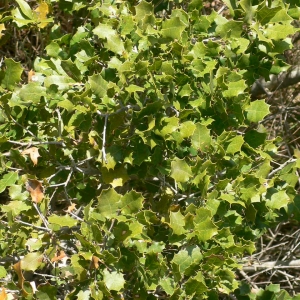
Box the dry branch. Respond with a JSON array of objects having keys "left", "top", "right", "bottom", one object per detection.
[{"left": 243, "top": 259, "right": 300, "bottom": 272}]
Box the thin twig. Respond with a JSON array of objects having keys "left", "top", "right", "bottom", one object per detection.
[
  {"left": 15, "top": 219, "right": 51, "bottom": 232},
  {"left": 102, "top": 114, "right": 108, "bottom": 164}
]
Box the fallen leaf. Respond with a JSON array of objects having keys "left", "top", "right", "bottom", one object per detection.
[
  {"left": 13, "top": 261, "right": 25, "bottom": 290},
  {"left": 26, "top": 179, "right": 44, "bottom": 203},
  {"left": 22, "top": 147, "right": 40, "bottom": 166},
  {"left": 0, "top": 288, "right": 7, "bottom": 300},
  {"left": 51, "top": 250, "right": 67, "bottom": 262}
]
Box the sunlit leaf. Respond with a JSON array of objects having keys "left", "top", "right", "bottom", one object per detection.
[
  {"left": 103, "top": 269, "right": 125, "bottom": 291},
  {"left": 246, "top": 100, "right": 270, "bottom": 123},
  {"left": 170, "top": 158, "right": 192, "bottom": 183}
]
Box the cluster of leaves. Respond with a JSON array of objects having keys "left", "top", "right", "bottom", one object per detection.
[{"left": 0, "top": 0, "right": 300, "bottom": 299}]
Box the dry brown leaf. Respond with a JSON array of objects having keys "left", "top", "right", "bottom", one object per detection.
[
  {"left": 0, "top": 288, "right": 7, "bottom": 300},
  {"left": 22, "top": 147, "right": 40, "bottom": 166},
  {"left": 26, "top": 179, "right": 44, "bottom": 203},
  {"left": 91, "top": 256, "right": 100, "bottom": 269},
  {"left": 13, "top": 261, "right": 25, "bottom": 290},
  {"left": 66, "top": 203, "right": 76, "bottom": 213},
  {"left": 28, "top": 70, "right": 35, "bottom": 83},
  {"left": 51, "top": 250, "right": 67, "bottom": 262}
]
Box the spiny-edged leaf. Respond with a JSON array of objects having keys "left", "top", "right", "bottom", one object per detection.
[
  {"left": 21, "top": 252, "right": 43, "bottom": 271},
  {"left": 44, "top": 75, "right": 75, "bottom": 90},
  {"left": 135, "top": 0, "right": 154, "bottom": 23},
  {"left": 97, "top": 188, "right": 121, "bottom": 218},
  {"left": 266, "top": 190, "right": 290, "bottom": 210},
  {"left": 162, "top": 17, "right": 186, "bottom": 40},
  {"left": 159, "top": 277, "right": 176, "bottom": 295},
  {"left": 15, "top": 0, "right": 34, "bottom": 19},
  {"left": 0, "top": 172, "right": 18, "bottom": 193},
  {"left": 1, "top": 59, "right": 23, "bottom": 91},
  {"left": 57, "top": 99, "right": 75, "bottom": 112},
  {"left": 101, "top": 165, "right": 129, "bottom": 188},
  {"left": 48, "top": 214, "right": 78, "bottom": 228},
  {"left": 19, "top": 82, "right": 46, "bottom": 104},
  {"left": 61, "top": 59, "right": 82, "bottom": 82},
  {"left": 226, "top": 135, "right": 244, "bottom": 154},
  {"left": 216, "top": 20, "right": 243, "bottom": 38},
  {"left": 120, "top": 191, "right": 144, "bottom": 214},
  {"left": 89, "top": 73, "right": 108, "bottom": 98},
  {"left": 1, "top": 201, "right": 31, "bottom": 216},
  {"left": 191, "top": 123, "right": 212, "bottom": 151},
  {"left": 246, "top": 100, "right": 270, "bottom": 123},
  {"left": 169, "top": 211, "right": 186, "bottom": 235},
  {"left": 125, "top": 85, "right": 145, "bottom": 94},
  {"left": 265, "top": 23, "right": 296, "bottom": 41},
  {"left": 103, "top": 269, "right": 125, "bottom": 291},
  {"left": 93, "top": 24, "right": 125, "bottom": 55},
  {"left": 185, "top": 272, "right": 208, "bottom": 295},
  {"left": 179, "top": 121, "right": 196, "bottom": 138},
  {"left": 170, "top": 158, "right": 192, "bottom": 183},
  {"left": 222, "top": 80, "right": 247, "bottom": 98},
  {"left": 193, "top": 208, "right": 218, "bottom": 241},
  {"left": 9, "top": 185, "right": 28, "bottom": 201},
  {"left": 257, "top": 6, "right": 281, "bottom": 25}
]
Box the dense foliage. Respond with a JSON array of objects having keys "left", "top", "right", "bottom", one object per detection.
[{"left": 0, "top": 0, "right": 300, "bottom": 299}]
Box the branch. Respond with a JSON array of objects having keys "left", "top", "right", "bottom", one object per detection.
[
  {"left": 243, "top": 259, "right": 300, "bottom": 272},
  {"left": 251, "top": 66, "right": 300, "bottom": 98}
]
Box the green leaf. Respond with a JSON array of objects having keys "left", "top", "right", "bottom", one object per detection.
[
  {"left": 9, "top": 185, "right": 28, "bottom": 201},
  {"left": 246, "top": 100, "right": 270, "bottom": 123},
  {"left": 120, "top": 191, "right": 144, "bottom": 214},
  {"left": 44, "top": 75, "right": 75, "bottom": 90},
  {"left": 21, "top": 252, "right": 43, "bottom": 271},
  {"left": 0, "top": 266, "right": 7, "bottom": 279},
  {"left": 48, "top": 215, "right": 78, "bottom": 228},
  {"left": 191, "top": 124, "right": 212, "bottom": 151},
  {"left": 19, "top": 82, "right": 46, "bottom": 104},
  {"left": 265, "top": 23, "right": 296, "bottom": 41},
  {"left": 185, "top": 272, "right": 208, "bottom": 295},
  {"left": 179, "top": 121, "right": 196, "bottom": 139},
  {"left": 88, "top": 74, "right": 108, "bottom": 98},
  {"left": 125, "top": 85, "right": 145, "bottom": 94},
  {"left": 97, "top": 188, "right": 121, "bottom": 219},
  {"left": 1, "top": 201, "right": 31, "bottom": 216},
  {"left": 93, "top": 24, "right": 125, "bottom": 55},
  {"left": 193, "top": 208, "right": 218, "bottom": 241},
  {"left": 222, "top": 80, "right": 247, "bottom": 98},
  {"left": 15, "top": 0, "right": 34, "bottom": 19},
  {"left": 61, "top": 59, "right": 82, "bottom": 82},
  {"left": 162, "top": 17, "right": 186, "bottom": 40},
  {"left": 170, "top": 158, "right": 192, "bottom": 183},
  {"left": 135, "top": 0, "right": 154, "bottom": 23},
  {"left": 169, "top": 211, "right": 186, "bottom": 235},
  {"left": 103, "top": 269, "right": 125, "bottom": 291},
  {"left": 267, "top": 191, "right": 290, "bottom": 210},
  {"left": 0, "top": 172, "right": 18, "bottom": 193},
  {"left": 226, "top": 135, "right": 244, "bottom": 154},
  {"left": 1, "top": 59, "right": 23, "bottom": 91},
  {"left": 57, "top": 99, "right": 75, "bottom": 112}
]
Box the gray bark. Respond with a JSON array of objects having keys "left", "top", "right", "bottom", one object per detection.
[{"left": 251, "top": 65, "right": 300, "bottom": 98}]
